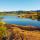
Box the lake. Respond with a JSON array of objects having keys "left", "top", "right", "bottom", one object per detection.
[{"left": 0, "top": 16, "right": 40, "bottom": 27}]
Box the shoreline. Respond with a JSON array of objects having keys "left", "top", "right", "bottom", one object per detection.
[{"left": 0, "top": 23, "right": 40, "bottom": 31}]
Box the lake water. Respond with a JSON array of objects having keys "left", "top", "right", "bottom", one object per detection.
[{"left": 0, "top": 16, "right": 40, "bottom": 27}]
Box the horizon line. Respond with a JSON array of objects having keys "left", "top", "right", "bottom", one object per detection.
[{"left": 0, "top": 9, "right": 40, "bottom": 12}]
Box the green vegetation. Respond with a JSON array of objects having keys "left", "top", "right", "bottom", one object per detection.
[
  {"left": 0, "top": 11, "right": 40, "bottom": 20},
  {"left": 0, "top": 11, "right": 37, "bottom": 15},
  {"left": 0, "top": 27, "right": 7, "bottom": 31}
]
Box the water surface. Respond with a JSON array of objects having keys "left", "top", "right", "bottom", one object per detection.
[{"left": 0, "top": 16, "right": 40, "bottom": 27}]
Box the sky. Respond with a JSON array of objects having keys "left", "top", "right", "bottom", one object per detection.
[{"left": 0, "top": 0, "right": 40, "bottom": 11}]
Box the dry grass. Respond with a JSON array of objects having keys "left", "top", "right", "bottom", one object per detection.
[
  {"left": 0, "top": 24, "right": 40, "bottom": 40},
  {"left": 11, "top": 27, "right": 40, "bottom": 40}
]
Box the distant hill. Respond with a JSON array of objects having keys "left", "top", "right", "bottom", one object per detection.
[
  {"left": 0, "top": 10, "right": 40, "bottom": 12},
  {"left": 32, "top": 10, "right": 40, "bottom": 12}
]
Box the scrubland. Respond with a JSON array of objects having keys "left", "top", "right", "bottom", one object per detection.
[{"left": 0, "top": 24, "right": 40, "bottom": 40}]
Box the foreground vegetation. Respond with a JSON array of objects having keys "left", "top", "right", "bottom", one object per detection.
[{"left": 0, "top": 22, "right": 40, "bottom": 40}]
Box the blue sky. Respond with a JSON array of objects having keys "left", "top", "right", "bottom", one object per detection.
[{"left": 0, "top": 0, "right": 40, "bottom": 11}]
